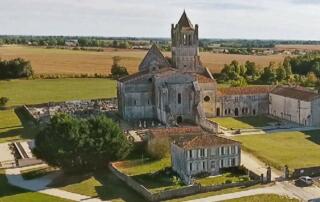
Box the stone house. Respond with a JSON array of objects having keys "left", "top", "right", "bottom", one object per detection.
[
  {"left": 269, "top": 86, "right": 320, "bottom": 127},
  {"left": 216, "top": 86, "right": 273, "bottom": 117},
  {"left": 171, "top": 135, "right": 241, "bottom": 184}
]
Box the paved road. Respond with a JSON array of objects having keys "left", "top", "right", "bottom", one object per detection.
[
  {"left": 186, "top": 183, "right": 296, "bottom": 202},
  {"left": 5, "top": 164, "right": 108, "bottom": 202}
]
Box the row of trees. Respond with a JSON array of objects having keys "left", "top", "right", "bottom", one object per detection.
[
  {"left": 0, "top": 58, "right": 33, "bottom": 79},
  {"left": 33, "top": 114, "right": 132, "bottom": 172},
  {"left": 217, "top": 57, "right": 319, "bottom": 87}
]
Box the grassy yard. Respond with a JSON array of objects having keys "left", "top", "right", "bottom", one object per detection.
[
  {"left": 195, "top": 170, "right": 250, "bottom": 186},
  {"left": 0, "top": 78, "right": 116, "bottom": 143},
  {"left": 233, "top": 130, "right": 320, "bottom": 170},
  {"left": 0, "top": 78, "right": 116, "bottom": 107},
  {"left": 50, "top": 170, "right": 146, "bottom": 202},
  {"left": 21, "top": 166, "right": 57, "bottom": 180},
  {"left": 210, "top": 116, "right": 278, "bottom": 129},
  {"left": 116, "top": 157, "right": 183, "bottom": 192},
  {"left": 0, "top": 169, "right": 73, "bottom": 202},
  {"left": 224, "top": 194, "right": 298, "bottom": 202}
]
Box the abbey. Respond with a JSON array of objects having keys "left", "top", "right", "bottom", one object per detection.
[
  {"left": 117, "top": 11, "right": 320, "bottom": 127},
  {"left": 118, "top": 11, "right": 216, "bottom": 125}
]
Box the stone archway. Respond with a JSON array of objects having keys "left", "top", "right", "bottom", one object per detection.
[
  {"left": 177, "top": 116, "right": 183, "bottom": 124},
  {"left": 235, "top": 108, "right": 239, "bottom": 116}
]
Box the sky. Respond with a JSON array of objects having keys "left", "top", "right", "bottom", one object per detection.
[{"left": 1, "top": 0, "right": 320, "bottom": 40}]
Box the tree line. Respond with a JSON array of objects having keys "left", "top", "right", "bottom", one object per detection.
[
  {"left": 216, "top": 54, "right": 320, "bottom": 88},
  {"left": 0, "top": 58, "right": 33, "bottom": 79}
]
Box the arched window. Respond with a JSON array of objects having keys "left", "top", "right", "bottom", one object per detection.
[
  {"left": 178, "top": 93, "right": 182, "bottom": 104},
  {"left": 183, "top": 34, "right": 187, "bottom": 45}
]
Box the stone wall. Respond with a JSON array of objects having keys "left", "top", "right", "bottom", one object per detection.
[
  {"left": 109, "top": 162, "right": 261, "bottom": 202},
  {"left": 292, "top": 166, "right": 320, "bottom": 179},
  {"left": 199, "top": 118, "right": 219, "bottom": 134}
]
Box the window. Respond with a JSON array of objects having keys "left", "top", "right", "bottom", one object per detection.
[
  {"left": 134, "top": 100, "right": 137, "bottom": 106},
  {"left": 231, "top": 158, "right": 236, "bottom": 167},
  {"left": 228, "top": 109, "right": 231, "bottom": 114},
  {"left": 183, "top": 34, "right": 187, "bottom": 45},
  {"left": 202, "top": 162, "right": 206, "bottom": 170},
  {"left": 211, "top": 148, "right": 216, "bottom": 156},
  {"left": 225, "top": 109, "right": 228, "bottom": 115},
  {"left": 220, "top": 159, "right": 224, "bottom": 168},
  {"left": 178, "top": 93, "right": 182, "bottom": 104},
  {"left": 204, "top": 96, "right": 210, "bottom": 102},
  {"left": 189, "top": 150, "right": 192, "bottom": 159},
  {"left": 253, "top": 109, "right": 256, "bottom": 115},
  {"left": 220, "top": 147, "right": 224, "bottom": 155},
  {"left": 200, "top": 149, "right": 205, "bottom": 158},
  {"left": 211, "top": 161, "right": 215, "bottom": 168},
  {"left": 231, "top": 146, "right": 235, "bottom": 154},
  {"left": 148, "top": 99, "right": 150, "bottom": 105},
  {"left": 189, "top": 162, "right": 193, "bottom": 171}
]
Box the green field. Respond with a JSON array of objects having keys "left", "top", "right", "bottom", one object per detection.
[
  {"left": 0, "top": 78, "right": 116, "bottom": 143},
  {"left": 0, "top": 78, "right": 116, "bottom": 107},
  {"left": 0, "top": 170, "right": 73, "bottom": 202},
  {"left": 210, "top": 116, "right": 278, "bottom": 129},
  {"left": 50, "top": 170, "right": 146, "bottom": 202},
  {"left": 233, "top": 130, "right": 320, "bottom": 170},
  {"left": 224, "top": 194, "right": 298, "bottom": 202}
]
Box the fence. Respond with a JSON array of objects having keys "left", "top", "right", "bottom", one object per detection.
[
  {"left": 109, "top": 163, "right": 261, "bottom": 202},
  {"left": 292, "top": 166, "right": 320, "bottom": 179}
]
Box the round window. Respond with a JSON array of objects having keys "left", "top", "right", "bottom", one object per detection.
[{"left": 204, "top": 96, "right": 210, "bottom": 102}]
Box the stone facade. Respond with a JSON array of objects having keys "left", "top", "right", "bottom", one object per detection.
[
  {"left": 171, "top": 135, "right": 241, "bottom": 183},
  {"left": 269, "top": 86, "right": 320, "bottom": 127},
  {"left": 118, "top": 12, "right": 216, "bottom": 126}
]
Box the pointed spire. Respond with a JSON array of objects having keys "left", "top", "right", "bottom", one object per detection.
[{"left": 178, "top": 10, "right": 193, "bottom": 28}]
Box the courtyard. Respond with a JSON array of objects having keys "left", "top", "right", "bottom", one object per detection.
[
  {"left": 233, "top": 130, "right": 320, "bottom": 170},
  {"left": 209, "top": 115, "right": 278, "bottom": 129}
]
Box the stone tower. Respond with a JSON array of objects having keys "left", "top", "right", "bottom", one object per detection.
[{"left": 171, "top": 11, "right": 201, "bottom": 72}]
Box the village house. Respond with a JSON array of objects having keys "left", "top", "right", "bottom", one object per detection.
[
  {"left": 171, "top": 135, "right": 241, "bottom": 184},
  {"left": 269, "top": 86, "right": 320, "bottom": 127}
]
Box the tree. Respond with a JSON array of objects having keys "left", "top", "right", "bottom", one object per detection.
[
  {"left": 283, "top": 57, "right": 292, "bottom": 78},
  {"left": 0, "top": 97, "right": 9, "bottom": 107},
  {"left": 260, "top": 63, "right": 277, "bottom": 84},
  {"left": 230, "top": 76, "right": 248, "bottom": 87},
  {"left": 245, "top": 61, "right": 258, "bottom": 79},
  {"left": 33, "top": 114, "right": 132, "bottom": 172},
  {"left": 304, "top": 72, "right": 318, "bottom": 87},
  {"left": 111, "top": 56, "right": 129, "bottom": 79},
  {"left": 276, "top": 65, "right": 287, "bottom": 82}
]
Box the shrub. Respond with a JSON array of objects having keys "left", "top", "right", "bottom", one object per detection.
[
  {"left": 0, "top": 97, "right": 9, "bottom": 107},
  {"left": 147, "top": 138, "right": 170, "bottom": 160}
]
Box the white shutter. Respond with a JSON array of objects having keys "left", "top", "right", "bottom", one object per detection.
[
  {"left": 229, "top": 146, "right": 232, "bottom": 155},
  {"left": 235, "top": 146, "right": 238, "bottom": 154},
  {"left": 204, "top": 149, "right": 208, "bottom": 157}
]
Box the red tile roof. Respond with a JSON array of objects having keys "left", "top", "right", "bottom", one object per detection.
[
  {"left": 175, "top": 135, "right": 240, "bottom": 150},
  {"left": 149, "top": 126, "right": 203, "bottom": 139},
  {"left": 271, "top": 86, "right": 320, "bottom": 101},
  {"left": 195, "top": 74, "right": 214, "bottom": 83},
  {"left": 218, "top": 86, "right": 273, "bottom": 96}
]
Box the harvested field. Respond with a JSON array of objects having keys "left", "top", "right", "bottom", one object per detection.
[
  {"left": 275, "top": 44, "right": 320, "bottom": 51},
  {"left": 0, "top": 45, "right": 286, "bottom": 74}
]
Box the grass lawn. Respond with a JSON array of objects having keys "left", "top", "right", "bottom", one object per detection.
[
  {"left": 50, "top": 170, "right": 146, "bottom": 202},
  {"left": 210, "top": 116, "right": 278, "bottom": 129},
  {"left": 0, "top": 78, "right": 116, "bottom": 143},
  {"left": 233, "top": 130, "right": 320, "bottom": 170},
  {"left": 0, "top": 78, "right": 116, "bottom": 107},
  {"left": 195, "top": 171, "right": 250, "bottom": 186},
  {"left": 224, "top": 194, "right": 298, "bottom": 202},
  {"left": 21, "top": 166, "right": 57, "bottom": 180},
  {"left": 0, "top": 169, "right": 73, "bottom": 202},
  {"left": 116, "top": 157, "right": 183, "bottom": 192}
]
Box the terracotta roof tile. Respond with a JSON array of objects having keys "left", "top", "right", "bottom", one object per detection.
[
  {"left": 175, "top": 135, "right": 240, "bottom": 150},
  {"left": 271, "top": 86, "right": 320, "bottom": 102},
  {"left": 218, "top": 86, "right": 273, "bottom": 96}
]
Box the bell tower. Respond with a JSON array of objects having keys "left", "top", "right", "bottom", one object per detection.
[{"left": 171, "top": 11, "right": 201, "bottom": 72}]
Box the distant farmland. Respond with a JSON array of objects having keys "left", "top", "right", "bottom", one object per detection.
[{"left": 0, "top": 45, "right": 286, "bottom": 75}]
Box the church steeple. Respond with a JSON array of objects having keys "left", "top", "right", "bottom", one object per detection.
[
  {"left": 177, "top": 10, "right": 193, "bottom": 28},
  {"left": 171, "top": 11, "right": 201, "bottom": 72}
]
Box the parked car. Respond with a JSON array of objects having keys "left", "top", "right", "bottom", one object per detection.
[{"left": 295, "top": 176, "right": 313, "bottom": 187}]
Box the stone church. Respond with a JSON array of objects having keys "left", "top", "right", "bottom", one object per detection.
[
  {"left": 117, "top": 11, "right": 320, "bottom": 127},
  {"left": 117, "top": 11, "right": 217, "bottom": 126}
]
